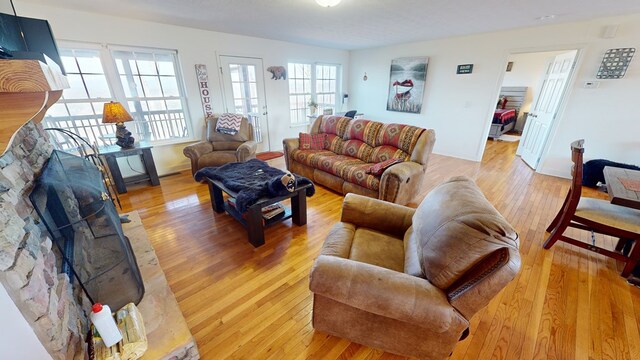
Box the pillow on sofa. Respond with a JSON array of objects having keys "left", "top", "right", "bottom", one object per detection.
[
  {"left": 299, "top": 132, "right": 326, "bottom": 150},
  {"left": 366, "top": 158, "right": 404, "bottom": 176}
]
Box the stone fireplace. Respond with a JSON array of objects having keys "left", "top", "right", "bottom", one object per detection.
[
  {"left": 0, "top": 120, "right": 88, "bottom": 358},
  {"left": 1, "top": 57, "right": 199, "bottom": 360}
]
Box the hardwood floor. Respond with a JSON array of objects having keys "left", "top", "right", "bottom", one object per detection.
[{"left": 119, "top": 140, "right": 640, "bottom": 359}]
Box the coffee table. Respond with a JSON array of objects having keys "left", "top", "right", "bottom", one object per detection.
[{"left": 206, "top": 178, "right": 311, "bottom": 247}]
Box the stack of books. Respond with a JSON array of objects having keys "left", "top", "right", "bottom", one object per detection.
[
  {"left": 261, "top": 203, "right": 285, "bottom": 220},
  {"left": 227, "top": 198, "right": 285, "bottom": 220}
]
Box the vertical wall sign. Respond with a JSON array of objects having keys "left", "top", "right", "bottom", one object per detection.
[{"left": 195, "top": 64, "right": 213, "bottom": 117}]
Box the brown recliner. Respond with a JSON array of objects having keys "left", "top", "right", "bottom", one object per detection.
[
  {"left": 183, "top": 115, "right": 257, "bottom": 175},
  {"left": 309, "top": 176, "right": 521, "bottom": 359}
]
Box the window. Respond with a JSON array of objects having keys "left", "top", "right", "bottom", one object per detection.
[
  {"left": 44, "top": 44, "right": 191, "bottom": 149},
  {"left": 46, "top": 48, "right": 116, "bottom": 147},
  {"left": 287, "top": 63, "right": 339, "bottom": 126}
]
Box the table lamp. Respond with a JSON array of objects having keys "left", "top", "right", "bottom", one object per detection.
[{"left": 102, "top": 101, "right": 135, "bottom": 148}]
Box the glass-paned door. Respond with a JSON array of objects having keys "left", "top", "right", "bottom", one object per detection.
[{"left": 219, "top": 56, "right": 270, "bottom": 152}]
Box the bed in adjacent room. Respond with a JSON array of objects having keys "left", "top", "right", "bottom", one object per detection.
[{"left": 488, "top": 86, "right": 527, "bottom": 140}]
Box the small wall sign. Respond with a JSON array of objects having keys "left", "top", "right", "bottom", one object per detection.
[
  {"left": 457, "top": 64, "right": 474, "bottom": 74},
  {"left": 195, "top": 64, "right": 213, "bottom": 117}
]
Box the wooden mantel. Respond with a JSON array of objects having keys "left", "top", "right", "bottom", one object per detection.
[{"left": 0, "top": 57, "right": 68, "bottom": 154}]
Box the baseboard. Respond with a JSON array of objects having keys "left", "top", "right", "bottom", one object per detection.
[{"left": 159, "top": 164, "right": 191, "bottom": 177}]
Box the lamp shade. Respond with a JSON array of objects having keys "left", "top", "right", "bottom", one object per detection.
[
  {"left": 315, "top": 0, "right": 341, "bottom": 7},
  {"left": 102, "top": 101, "right": 133, "bottom": 124}
]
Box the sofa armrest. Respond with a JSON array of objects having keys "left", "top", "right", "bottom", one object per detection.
[
  {"left": 183, "top": 141, "right": 213, "bottom": 159},
  {"left": 236, "top": 140, "right": 257, "bottom": 161},
  {"left": 379, "top": 161, "right": 425, "bottom": 205},
  {"left": 309, "top": 255, "right": 461, "bottom": 332},
  {"left": 282, "top": 138, "right": 300, "bottom": 170},
  {"left": 341, "top": 193, "right": 414, "bottom": 237}
]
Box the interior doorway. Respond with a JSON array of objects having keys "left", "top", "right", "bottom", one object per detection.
[
  {"left": 486, "top": 49, "right": 579, "bottom": 169},
  {"left": 218, "top": 55, "right": 271, "bottom": 152}
]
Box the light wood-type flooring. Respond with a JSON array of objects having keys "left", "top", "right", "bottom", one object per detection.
[{"left": 119, "top": 140, "right": 640, "bottom": 359}]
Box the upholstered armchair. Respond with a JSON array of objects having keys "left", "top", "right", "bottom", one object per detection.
[
  {"left": 183, "top": 115, "right": 257, "bottom": 175},
  {"left": 309, "top": 176, "right": 521, "bottom": 359}
]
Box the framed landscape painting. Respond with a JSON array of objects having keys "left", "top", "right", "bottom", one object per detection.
[{"left": 386, "top": 57, "right": 428, "bottom": 113}]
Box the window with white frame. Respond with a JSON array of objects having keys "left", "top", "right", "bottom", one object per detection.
[
  {"left": 44, "top": 44, "right": 191, "bottom": 149},
  {"left": 287, "top": 63, "right": 339, "bottom": 126}
]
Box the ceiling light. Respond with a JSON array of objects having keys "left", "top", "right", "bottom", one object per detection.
[
  {"left": 315, "top": 0, "right": 341, "bottom": 7},
  {"left": 535, "top": 14, "right": 556, "bottom": 21}
]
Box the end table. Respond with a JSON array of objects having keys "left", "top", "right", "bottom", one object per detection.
[{"left": 100, "top": 141, "right": 160, "bottom": 194}]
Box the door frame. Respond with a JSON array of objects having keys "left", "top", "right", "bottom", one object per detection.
[
  {"left": 477, "top": 44, "right": 585, "bottom": 171},
  {"left": 216, "top": 53, "right": 272, "bottom": 151}
]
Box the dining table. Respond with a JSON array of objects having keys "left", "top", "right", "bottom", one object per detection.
[
  {"left": 603, "top": 166, "right": 640, "bottom": 286},
  {"left": 603, "top": 166, "right": 640, "bottom": 210}
]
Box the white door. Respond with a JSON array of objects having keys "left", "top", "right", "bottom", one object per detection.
[
  {"left": 219, "top": 56, "right": 270, "bottom": 152},
  {"left": 518, "top": 51, "right": 577, "bottom": 169}
]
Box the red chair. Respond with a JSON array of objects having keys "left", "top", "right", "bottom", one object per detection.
[{"left": 544, "top": 139, "right": 640, "bottom": 277}]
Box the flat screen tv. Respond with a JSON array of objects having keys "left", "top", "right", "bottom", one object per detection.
[{"left": 0, "top": 12, "right": 65, "bottom": 74}]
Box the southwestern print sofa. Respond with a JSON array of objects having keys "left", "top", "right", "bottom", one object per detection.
[{"left": 283, "top": 115, "right": 435, "bottom": 205}]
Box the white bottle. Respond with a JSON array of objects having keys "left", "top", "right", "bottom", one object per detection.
[{"left": 90, "top": 303, "right": 123, "bottom": 347}]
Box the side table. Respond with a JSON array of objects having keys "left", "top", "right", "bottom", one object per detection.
[{"left": 100, "top": 141, "right": 160, "bottom": 194}]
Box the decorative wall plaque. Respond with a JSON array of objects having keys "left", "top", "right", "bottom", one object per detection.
[
  {"left": 456, "top": 64, "right": 473, "bottom": 74},
  {"left": 195, "top": 64, "right": 213, "bottom": 117},
  {"left": 596, "top": 48, "right": 635, "bottom": 79}
]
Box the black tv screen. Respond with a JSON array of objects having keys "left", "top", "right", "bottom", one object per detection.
[{"left": 0, "top": 12, "right": 65, "bottom": 74}]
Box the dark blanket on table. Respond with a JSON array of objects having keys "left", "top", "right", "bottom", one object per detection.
[{"left": 194, "top": 159, "right": 315, "bottom": 212}]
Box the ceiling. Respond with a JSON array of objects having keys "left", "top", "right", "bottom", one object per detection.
[{"left": 18, "top": 0, "right": 640, "bottom": 50}]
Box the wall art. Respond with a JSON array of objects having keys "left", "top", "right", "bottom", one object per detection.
[{"left": 387, "top": 57, "right": 428, "bottom": 113}]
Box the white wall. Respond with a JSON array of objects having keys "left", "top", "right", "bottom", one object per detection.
[
  {"left": 0, "top": 285, "right": 52, "bottom": 359},
  {"left": 349, "top": 13, "right": 640, "bottom": 177},
  {"left": 502, "top": 50, "right": 566, "bottom": 115},
  {"left": 18, "top": 3, "right": 350, "bottom": 176}
]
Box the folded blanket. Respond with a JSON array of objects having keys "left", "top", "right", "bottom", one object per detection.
[
  {"left": 195, "top": 159, "right": 315, "bottom": 212},
  {"left": 216, "top": 113, "right": 243, "bottom": 136}
]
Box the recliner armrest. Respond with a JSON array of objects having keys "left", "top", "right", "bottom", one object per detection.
[
  {"left": 341, "top": 193, "right": 414, "bottom": 237},
  {"left": 183, "top": 141, "right": 214, "bottom": 159},
  {"left": 236, "top": 140, "right": 257, "bottom": 161},
  {"left": 379, "top": 161, "right": 425, "bottom": 204},
  {"left": 381, "top": 161, "right": 423, "bottom": 184},
  {"left": 309, "top": 255, "right": 463, "bottom": 332},
  {"left": 282, "top": 138, "right": 300, "bottom": 170}
]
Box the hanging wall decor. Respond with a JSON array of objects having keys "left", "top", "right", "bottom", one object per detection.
[
  {"left": 387, "top": 57, "right": 428, "bottom": 114},
  {"left": 195, "top": 64, "right": 213, "bottom": 117},
  {"left": 267, "top": 66, "right": 287, "bottom": 80},
  {"left": 596, "top": 48, "right": 636, "bottom": 79}
]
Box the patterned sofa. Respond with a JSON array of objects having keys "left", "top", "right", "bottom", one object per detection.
[{"left": 283, "top": 115, "right": 435, "bottom": 205}]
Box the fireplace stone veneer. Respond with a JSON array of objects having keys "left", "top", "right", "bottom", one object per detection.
[{"left": 0, "top": 120, "right": 88, "bottom": 358}]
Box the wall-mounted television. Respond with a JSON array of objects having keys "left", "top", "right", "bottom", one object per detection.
[{"left": 0, "top": 12, "right": 65, "bottom": 74}]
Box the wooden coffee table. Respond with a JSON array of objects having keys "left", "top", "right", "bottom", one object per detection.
[{"left": 206, "top": 179, "right": 311, "bottom": 247}]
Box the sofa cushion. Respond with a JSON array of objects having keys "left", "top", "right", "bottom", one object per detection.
[
  {"left": 349, "top": 228, "right": 404, "bottom": 272},
  {"left": 340, "top": 163, "right": 381, "bottom": 191},
  {"left": 344, "top": 119, "right": 383, "bottom": 146},
  {"left": 319, "top": 115, "right": 351, "bottom": 137},
  {"left": 299, "top": 132, "right": 326, "bottom": 150},
  {"left": 290, "top": 149, "right": 336, "bottom": 168},
  {"left": 341, "top": 139, "right": 374, "bottom": 162},
  {"left": 317, "top": 155, "right": 362, "bottom": 177},
  {"left": 375, "top": 123, "right": 425, "bottom": 154},
  {"left": 370, "top": 145, "right": 410, "bottom": 163},
  {"left": 324, "top": 134, "right": 346, "bottom": 154}
]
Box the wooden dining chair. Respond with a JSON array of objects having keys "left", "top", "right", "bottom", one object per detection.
[{"left": 544, "top": 139, "right": 640, "bottom": 277}]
